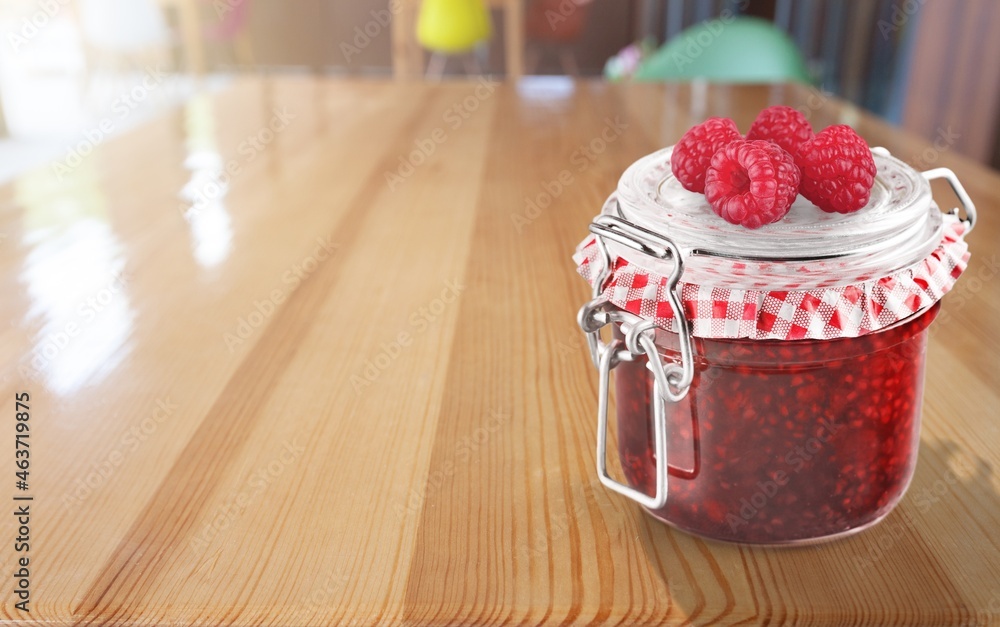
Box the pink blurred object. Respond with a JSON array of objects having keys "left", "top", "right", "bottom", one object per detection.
[
  {"left": 203, "top": 0, "right": 250, "bottom": 41},
  {"left": 526, "top": 0, "right": 592, "bottom": 43}
]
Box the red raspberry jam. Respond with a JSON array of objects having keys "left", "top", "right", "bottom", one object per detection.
[{"left": 613, "top": 303, "right": 939, "bottom": 544}]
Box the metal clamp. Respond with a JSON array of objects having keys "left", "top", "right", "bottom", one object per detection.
[
  {"left": 581, "top": 214, "right": 694, "bottom": 398},
  {"left": 577, "top": 214, "right": 695, "bottom": 510},
  {"left": 922, "top": 168, "right": 977, "bottom": 234},
  {"left": 594, "top": 339, "right": 669, "bottom": 509}
]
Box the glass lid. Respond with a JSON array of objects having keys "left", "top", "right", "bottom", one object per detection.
[{"left": 608, "top": 146, "right": 944, "bottom": 290}]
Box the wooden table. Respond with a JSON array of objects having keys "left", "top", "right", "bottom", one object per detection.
[{"left": 1, "top": 78, "right": 998, "bottom": 625}]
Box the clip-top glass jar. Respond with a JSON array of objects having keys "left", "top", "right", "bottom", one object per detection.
[{"left": 575, "top": 146, "right": 974, "bottom": 545}]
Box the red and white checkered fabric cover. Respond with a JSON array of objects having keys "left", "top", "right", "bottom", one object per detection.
[{"left": 574, "top": 220, "right": 970, "bottom": 340}]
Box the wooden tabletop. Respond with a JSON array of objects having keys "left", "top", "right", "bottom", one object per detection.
[{"left": 1, "top": 77, "right": 998, "bottom": 625}]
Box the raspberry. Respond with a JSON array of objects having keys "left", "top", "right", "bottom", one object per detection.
[
  {"left": 759, "top": 141, "right": 801, "bottom": 211},
  {"left": 704, "top": 139, "right": 800, "bottom": 230},
  {"left": 795, "top": 125, "right": 877, "bottom": 214},
  {"left": 747, "top": 105, "right": 814, "bottom": 156},
  {"left": 671, "top": 118, "right": 742, "bottom": 193}
]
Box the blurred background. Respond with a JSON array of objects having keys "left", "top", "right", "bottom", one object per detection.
[{"left": 1, "top": 0, "right": 998, "bottom": 184}]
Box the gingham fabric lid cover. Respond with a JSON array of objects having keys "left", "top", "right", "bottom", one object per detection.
[{"left": 573, "top": 147, "right": 971, "bottom": 340}]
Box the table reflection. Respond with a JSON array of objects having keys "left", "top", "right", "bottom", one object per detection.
[
  {"left": 15, "top": 161, "right": 133, "bottom": 396},
  {"left": 179, "top": 92, "right": 233, "bottom": 269}
]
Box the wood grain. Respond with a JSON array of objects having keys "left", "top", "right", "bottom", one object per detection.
[{"left": 0, "top": 78, "right": 997, "bottom": 625}]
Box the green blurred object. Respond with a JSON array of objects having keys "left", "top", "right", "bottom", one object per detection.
[{"left": 634, "top": 17, "right": 811, "bottom": 83}]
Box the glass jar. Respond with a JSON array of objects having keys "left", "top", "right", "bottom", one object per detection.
[
  {"left": 615, "top": 303, "right": 937, "bottom": 544},
  {"left": 575, "top": 147, "right": 975, "bottom": 545}
]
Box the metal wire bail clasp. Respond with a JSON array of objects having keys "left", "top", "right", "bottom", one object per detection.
[
  {"left": 576, "top": 214, "right": 695, "bottom": 510},
  {"left": 921, "top": 167, "right": 978, "bottom": 234}
]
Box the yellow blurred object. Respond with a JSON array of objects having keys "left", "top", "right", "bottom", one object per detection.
[{"left": 416, "top": 0, "right": 492, "bottom": 54}]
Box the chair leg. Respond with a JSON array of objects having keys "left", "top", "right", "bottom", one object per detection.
[
  {"left": 524, "top": 46, "right": 541, "bottom": 75},
  {"left": 426, "top": 52, "right": 447, "bottom": 80},
  {"left": 235, "top": 32, "right": 255, "bottom": 69},
  {"left": 0, "top": 98, "right": 7, "bottom": 138},
  {"left": 558, "top": 48, "right": 580, "bottom": 77},
  {"left": 462, "top": 53, "right": 482, "bottom": 76}
]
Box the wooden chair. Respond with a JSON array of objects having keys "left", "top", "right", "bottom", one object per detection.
[
  {"left": 524, "top": 0, "right": 592, "bottom": 76},
  {"left": 202, "top": 0, "right": 256, "bottom": 70},
  {"left": 392, "top": 0, "right": 524, "bottom": 79},
  {"left": 153, "top": 0, "right": 255, "bottom": 75},
  {"left": 156, "top": 0, "right": 206, "bottom": 74},
  {"left": 416, "top": 0, "right": 492, "bottom": 80}
]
